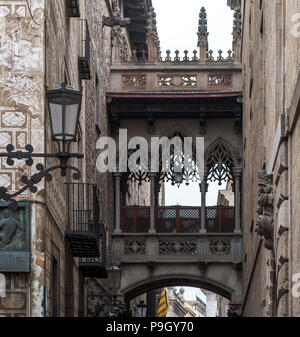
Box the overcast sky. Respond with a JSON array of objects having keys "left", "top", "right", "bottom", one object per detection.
[
  {"left": 152, "top": 0, "right": 234, "bottom": 58},
  {"left": 152, "top": 0, "right": 233, "bottom": 208},
  {"left": 151, "top": 0, "right": 234, "bottom": 302}
]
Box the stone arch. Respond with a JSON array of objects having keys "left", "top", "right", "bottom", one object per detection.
[
  {"left": 120, "top": 263, "right": 243, "bottom": 303},
  {"left": 205, "top": 137, "right": 241, "bottom": 168},
  {"left": 204, "top": 137, "right": 241, "bottom": 185},
  {"left": 164, "top": 125, "right": 191, "bottom": 140},
  {"left": 124, "top": 275, "right": 232, "bottom": 302}
]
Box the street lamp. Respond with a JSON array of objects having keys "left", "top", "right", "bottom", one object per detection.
[
  {"left": 137, "top": 300, "right": 147, "bottom": 317},
  {"left": 0, "top": 83, "right": 84, "bottom": 209},
  {"left": 46, "top": 83, "right": 82, "bottom": 143},
  {"left": 106, "top": 265, "right": 122, "bottom": 303},
  {"left": 106, "top": 265, "right": 128, "bottom": 317}
]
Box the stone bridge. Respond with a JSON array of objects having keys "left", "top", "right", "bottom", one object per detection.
[
  {"left": 108, "top": 5, "right": 244, "bottom": 314},
  {"left": 112, "top": 232, "right": 243, "bottom": 307}
]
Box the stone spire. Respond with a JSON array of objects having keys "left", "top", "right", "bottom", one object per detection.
[
  {"left": 146, "top": 7, "right": 160, "bottom": 62},
  {"left": 197, "top": 7, "right": 209, "bottom": 63},
  {"left": 233, "top": 6, "right": 242, "bottom": 63}
]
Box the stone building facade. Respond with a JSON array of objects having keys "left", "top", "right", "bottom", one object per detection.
[
  {"left": 3, "top": 0, "right": 300, "bottom": 318},
  {"left": 0, "top": 0, "right": 116, "bottom": 317},
  {"left": 241, "top": 0, "right": 300, "bottom": 316}
]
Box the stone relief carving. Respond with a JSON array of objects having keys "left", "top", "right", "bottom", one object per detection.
[
  {"left": 124, "top": 240, "right": 146, "bottom": 255},
  {"left": 159, "top": 240, "right": 197, "bottom": 255},
  {"left": 0, "top": 206, "right": 26, "bottom": 251},
  {"left": 256, "top": 170, "right": 274, "bottom": 250},
  {"left": 208, "top": 74, "right": 233, "bottom": 87},
  {"left": 158, "top": 75, "right": 197, "bottom": 88},
  {"left": 122, "top": 74, "right": 147, "bottom": 89},
  {"left": 0, "top": 217, "right": 24, "bottom": 249},
  {"left": 111, "top": 0, "right": 131, "bottom": 63},
  {"left": 209, "top": 239, "right": 232, "bottom": 255}
]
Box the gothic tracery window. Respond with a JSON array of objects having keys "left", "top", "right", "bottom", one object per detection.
[{"left": 206, "top": 143, "right": 234, "bottom": 185}]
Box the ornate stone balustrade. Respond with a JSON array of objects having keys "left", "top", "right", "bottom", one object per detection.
[
  {"left": 112, "top": 233, "right": 243, "bottom": 264},
  {"left": 120, "top": 49, "right": 235, "bottom": 64},
  {"left": 111, "top": 63, "right": 242, "bottom": 93}
]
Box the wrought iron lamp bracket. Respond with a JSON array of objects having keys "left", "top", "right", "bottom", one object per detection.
[{"left": 0, "top": 144, "right": 83, "bottom": 208}]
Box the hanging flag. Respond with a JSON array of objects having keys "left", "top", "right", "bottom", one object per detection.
[{"left": 157, "top": 288, "right": 168, "bottom": 317}]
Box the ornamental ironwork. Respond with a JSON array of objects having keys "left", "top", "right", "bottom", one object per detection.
[
  {"left": 206, "top": 143, "right": 234, "bottom": 185},
  {"left": 0, "top": 144, "right": 83, "bottom": 210}
]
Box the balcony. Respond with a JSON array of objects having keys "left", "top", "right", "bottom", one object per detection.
[
  {"left": 65, "top": 183, "right": 107, "bottom": 278},
  {"left": 120, "top": 206, "right": 235, "bottom": 233},
  {"left": 112, "top": 232, "right": 242, "bottom": 264},
  {"left": 65, "top": 183, "right": 101, "bottom": 257},
  {"left": 66, "top": 0, "right": 80, "bottom": 18},
  {"left": 113, "top": 206, "right": 242, "bottom": 265},
  {"left": 78, "top": 19, "right": 91, "bottom": 80}
]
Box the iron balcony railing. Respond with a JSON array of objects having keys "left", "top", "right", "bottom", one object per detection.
[
  {"left": 120, "top": 206, "right": 235, "bottom": 233},
  {"left": 78, "top": 19, "right": 91, "bottom": 80},
  {"left": 65, "top": 183, "right": 106, "bottom": 260}
]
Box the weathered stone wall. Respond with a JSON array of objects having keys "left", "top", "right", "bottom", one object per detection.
[
  {"left": 242, "top": 0, "right": 300, "bottom": 317},
  {"left": 0, "top": 0, "right": 115, "bottom": 317},
  {"left": 242, "top": 0, "right": 270, "bottom": 317},
  {"left": 83, "top": 0, "right": 115, "bottom": 315},
  {"left": 0, "top": 0, "right": 46, "bottom": 317}
]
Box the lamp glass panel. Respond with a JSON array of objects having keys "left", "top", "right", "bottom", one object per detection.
[
  {"left": 49, "top": 102, "right": 63, "bottom": 140},
  {"left": 65, "top": 103, "right": 79, "bottom": 140}
]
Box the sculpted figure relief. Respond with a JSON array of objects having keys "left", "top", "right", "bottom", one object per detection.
[
  {"left": 0, "top": 217, "right": 24, "bottom": 250},
  {"left": 256, "top": 170, "right": 274, "bottom": 250}
]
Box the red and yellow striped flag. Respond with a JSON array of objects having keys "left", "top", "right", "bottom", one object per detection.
[{"left": 157, "top": 288, "right": 168, "bottom": 317}]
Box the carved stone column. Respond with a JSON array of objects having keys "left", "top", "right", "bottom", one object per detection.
[
  {"left": 200, "top": 172, "right": 208, "bottom": 233},
  {"left": 114, "top": 172, "right": 122, "bottom": 234},
  {"left": 234, "top": 168, "right": 242, "bottom": 233},
  {"left": 197, "top": 7, "right": 208, "bottom": 63},
  {"left": 149, "top": 173, "right": 156, "bottom": 233}
]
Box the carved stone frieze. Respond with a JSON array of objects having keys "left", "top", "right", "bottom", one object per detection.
[
  {"left": 122, "top": 74, "right": 147, "bottom": 89},
  {"left": 158, "top": 75, "right": 197, "bottom": 88},
  {"left": 208, "top": 74, "right": 233, "bottom": 88},
  {"left": 256, "top": 170, "right": 274, "bottom": 250}
]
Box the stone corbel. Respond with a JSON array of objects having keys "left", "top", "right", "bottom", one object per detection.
[
  {"left": 234, "top": 107, "right": 242, "bottom": 134},
  {"left": 102, "top": 16, "right": 131, "bottom": 28},
  {"left": 199, "top": 112, "right": 207, "bottom": 135},
  {"left": 111, "top": 109, "right": 120, "bottom": 135},
  {"left": 227, "top": 302, "right": 242, "bottom": 317},
  {"left": 147, "top": 110, "right": 155, "bottom": 134}
]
